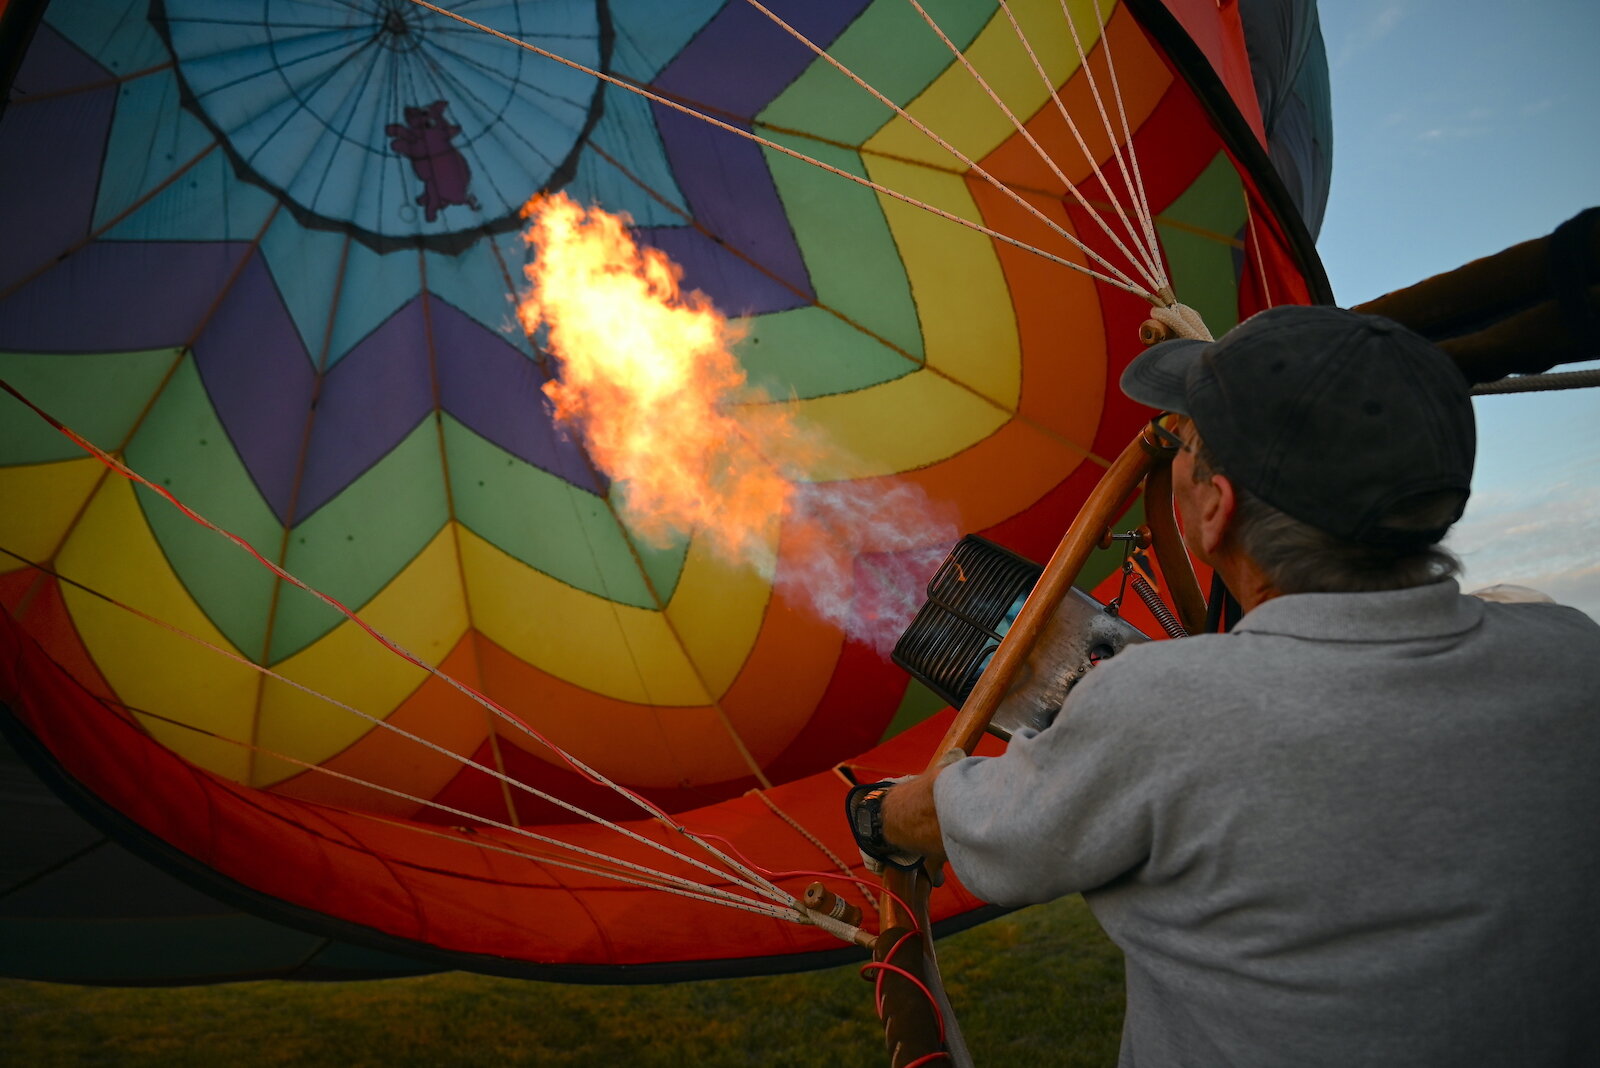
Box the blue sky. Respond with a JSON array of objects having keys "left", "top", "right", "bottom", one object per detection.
[{"left": 1314, "top": 0, "right": 1599, "bottom": 619}]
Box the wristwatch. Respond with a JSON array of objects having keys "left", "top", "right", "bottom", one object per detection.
[{"left": 845, "top": 780, "right": 923, "bottom": 871}]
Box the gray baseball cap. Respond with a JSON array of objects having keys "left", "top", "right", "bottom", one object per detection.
[{"left": 1121, "top": 305, "right": 1476, "bottom": 545}]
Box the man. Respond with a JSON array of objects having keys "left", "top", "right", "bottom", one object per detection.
[{"left": 856, "top": 306, "right": 1600, "bottom": 1066}]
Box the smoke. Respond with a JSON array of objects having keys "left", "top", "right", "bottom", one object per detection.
[{"left": 776, "top": 480, "right": 958, "bottom": 654}]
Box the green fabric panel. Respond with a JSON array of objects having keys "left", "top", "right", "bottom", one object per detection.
[
  {"left": 760, "top": 138, "right": 924, "bottom": 380},
  {"left": 757, "top": 0, "right": 992, "bottom": 147},
  {"left": 269, "top": 420, "right": 450, "bottom": 662},
  {"left": 753, "top": 0, "right": 990, "bottom": 386},
  {"left": 608, "top": 483, "right": 690, "bottom": 609},
  {"left": 879, "top": 678, "right": 944, "bottom": 742},
  {"left": 442, "top": 417, "right": 679, "bottom": 609},
  {"left": 0, "top": 915, "right": 325, "bottom": 984},
  {"left": 1075, "top": 497, "right": 1147, "bottom": 595},
  {"left": 0, "top": 349, "right": 179, "bottom": 462},
  {"left": 740, "top": 306, "right": 916, "bottom": 400},
  {"left": 1158, "top": 153, "right": 1248, "bottom": 335},
  {"left": 127, "top": 358, "right": 282, "bottom": 660}
]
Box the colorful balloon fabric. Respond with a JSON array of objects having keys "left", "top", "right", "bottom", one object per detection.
[{"left": 0, "top": 0, "right": 1326, "bottom": 980}]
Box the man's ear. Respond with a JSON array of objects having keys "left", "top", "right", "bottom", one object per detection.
[{"left": 1195, "top": 472, "right": 1238, "bottom": 558}]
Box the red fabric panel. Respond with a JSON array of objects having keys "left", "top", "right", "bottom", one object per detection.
[
  {"left": 1, "top": 603, "right": 991, "bottom": 968},
  {"left": 1157, "top": 0, "right": 1267, "bottom": 145}
]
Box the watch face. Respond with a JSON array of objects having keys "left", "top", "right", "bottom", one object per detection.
[{"left": 853, "top": 807, "right": 874, "bottom": 836}]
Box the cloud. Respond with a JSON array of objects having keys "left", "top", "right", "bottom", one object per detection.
[
  {"left": 1332, "top": 3, "right": 1409, "bottom": 69},
  {"left": 1415, "top": 121, "right": 1492, "bottom": 143},
  {"left": 1448, "top": 479, "right": 1600, "bottom": 621}
]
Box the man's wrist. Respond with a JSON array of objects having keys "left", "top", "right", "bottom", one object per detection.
[{"left": 846, "top": 781, "right": 924, "bottom": 871}]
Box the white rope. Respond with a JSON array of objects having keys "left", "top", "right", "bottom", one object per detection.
[
  {"left": 912, "top": 0, "right": 1163, "bottom": 290},
  {"left": 1244, "top": 207, "right": 1276, "bottom": 308},
  {"left": 124, "top": 701, "right": 808, "bottom": 920},
  {"left": 993, "top": 0, "right": 1167, "bottom": 290},
  {"left": 741, "top": 0, "right": 1154, "bottom": 296},
  {"left": 3, "top": 533, "right": 797, "bottom": 910},
  {"left": 368, "top": 816, "right": 809, "bottom": 923},
  {"left": 137, "top": 692, "right": 874, "bottom": 940},
  {"left": 1066, "top": 0, "right": 1169, "bottom": 297},
  {"left": 1147, "top": 301, "right": 1212, "bottom": 341},
  {"left": 402, "top": 0, "right": 1157, "bottom": 299},
  {"left": 81, "top": 626, "right": 873, "bottom": 940}
]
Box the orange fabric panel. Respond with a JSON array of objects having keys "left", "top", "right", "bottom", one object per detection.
[{"left": 269, "top": 634, "right": 492, "bottom": 818}]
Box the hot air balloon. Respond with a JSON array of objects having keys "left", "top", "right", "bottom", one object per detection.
[{"left": 0, "top": 0, "right": 1330, "bottom": 993}]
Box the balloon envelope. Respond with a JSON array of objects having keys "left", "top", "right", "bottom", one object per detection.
[{"left": 0, "top": 0, "right": 1326, "bottom": 981}]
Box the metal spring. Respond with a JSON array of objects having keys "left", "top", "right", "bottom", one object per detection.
[{"left": 1131, "top": 573, "right": 1187, "bottom": 639}]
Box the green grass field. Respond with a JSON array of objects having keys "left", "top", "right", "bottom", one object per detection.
[{"left": 0, "top": 895, "right": 1124, "bottom": 1066}]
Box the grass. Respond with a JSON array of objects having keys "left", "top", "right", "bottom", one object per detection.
[{"left": 0, "top": 895, "right": 1124, "bottom": 1066}]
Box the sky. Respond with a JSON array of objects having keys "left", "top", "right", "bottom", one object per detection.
[{"left": 1313, "top": 0, "right": 1599, "bottom": 620}]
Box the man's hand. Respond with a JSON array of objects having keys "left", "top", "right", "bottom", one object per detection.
[
  {"left": 880, "top": 770, "right": 949, "bottom": 873},
  {"left": 858, "top": 749, "right": 967, "bottom": 875}
]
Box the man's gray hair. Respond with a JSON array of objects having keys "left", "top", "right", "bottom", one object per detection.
[{"left": 1191, "top": 436, "right": 1461, "bottom": 595}]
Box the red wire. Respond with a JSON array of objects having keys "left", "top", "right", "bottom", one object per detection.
[
  {"left": 695, "top": 827, "right": 950, "bottom": 1048},
  {"left": 691, "top": 831, "right": 922, "bottom": 921},
  {"left": 860, "top": 930, "right": 947, "bottom": 1044},
  {"left": 0, "top": 377, "right": 665, "bottom": 805},
  {"left": 3, "top": 376, "right": 953, "bottom": 1048}
]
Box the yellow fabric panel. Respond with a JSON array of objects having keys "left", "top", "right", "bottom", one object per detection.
[
  {"left": 863, "top": 0, "right": 1109, "bottom": 167},
  {"left": 744, "top": 368, "right": 1010, "bottom": 482},
  {"left": 866, "top": 154, "right": 1021, "bottom": 406},
  {"left": 56, "top": 478, "right": 257, "bottom": 782},
  {"left": 663, "top": 525, "right": 775, "bottom": 698},
  {"left": 458, "top": 524, "right": 712, "bottom": 706},
  {"left": 252, "top": 526, "right": 467, "bottom": 787},
  {"left": 0, "top": 458, "right": 104, "bottom": 572}
]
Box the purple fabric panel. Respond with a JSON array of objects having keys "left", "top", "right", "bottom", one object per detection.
[
  {"left": 653, "top": 0, "right": 866, "bottom": 114},
  {"left": 0, "top": 242, "right": 251, "bottom": 352},
  {"left": 191, "top": 256, "right": 315, "bottom": 523},
  {"left": 636, "top": 218, "right": 805, "bottom": 317},
  {"left": 644, "top": 105, "right": 812, "bottom": 312},
  {"left": 430, "top": 298, "right": 602, "bottom": 493},
  {"left": 11, "top": 23, "right": 112, "bottom": 95},
  {"left": 0, "top": 29, "right": 117, "bottom": 294},
  {"left": 640, "top": 1, "right": 870, "bottom": 314},
  {"left": 291, "top": 299, "right": 437, "bottom": 522}
]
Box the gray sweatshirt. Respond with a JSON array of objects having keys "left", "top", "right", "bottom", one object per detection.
[{"left": 936, "top": 580, "right": 1600, "bottom": 1067}]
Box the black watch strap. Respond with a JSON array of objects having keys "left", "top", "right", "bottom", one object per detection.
[{"left": 845, "top": 781, "right": 922, "bottom": 871}]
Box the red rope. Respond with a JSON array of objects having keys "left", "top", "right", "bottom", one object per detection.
[
  {"left": 859, "top": 930, "right": 948, "bottom": 1046},
  {"left": 899, "top": 1053, "right": 953, "bottom": 1067},
  {"left": 692, "top": 830, "right": 905, "bottom": 905}
]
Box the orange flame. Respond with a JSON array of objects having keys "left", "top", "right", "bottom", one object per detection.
[
  {"left": 518, "top": 193, "right": 956, "bottom": 651},
  {"left": 519, "top": 192, "right": 801, "bottom": 564}
]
